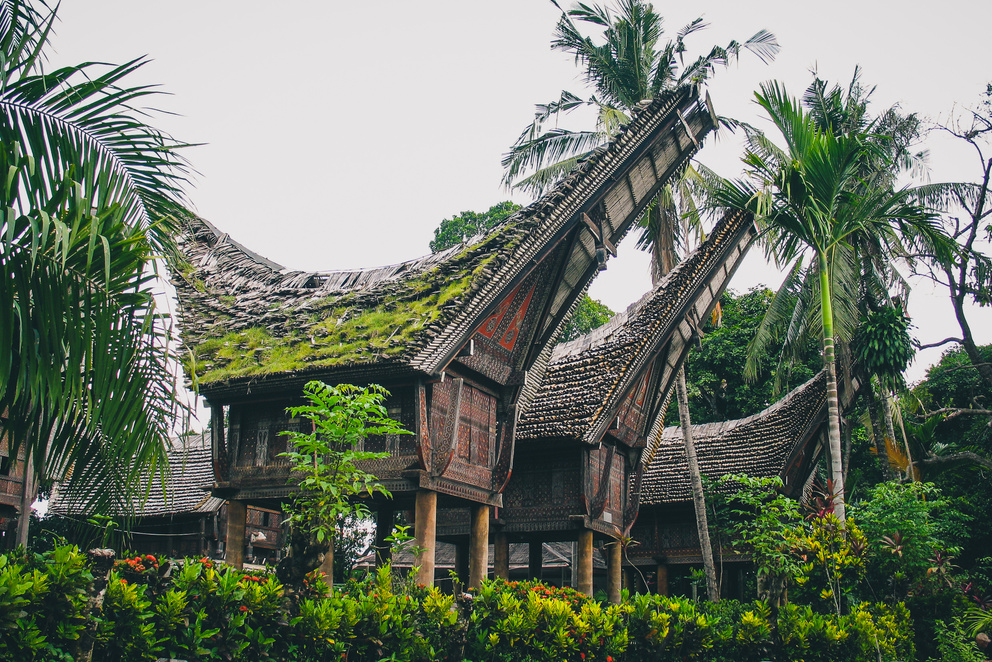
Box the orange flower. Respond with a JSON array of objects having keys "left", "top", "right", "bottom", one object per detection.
[{"left": 239, "top": 605, "right": 248, "bottom": 612}]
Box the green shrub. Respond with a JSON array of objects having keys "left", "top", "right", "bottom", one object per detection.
[{"left": 0, "top": 544, "right": 920, "bottom": 662}]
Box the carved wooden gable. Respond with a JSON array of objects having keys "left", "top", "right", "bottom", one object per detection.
[
  {"left": 609, "top": 367, "right": 655, "bottom": 447},
  {"left": 456, "top": 257, "right": 558, "bottom": 386}
]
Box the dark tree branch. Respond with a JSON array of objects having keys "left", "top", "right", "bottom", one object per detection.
[
  {"left": 921, "top": 406, "right": 992, "bottom": 422},
  {"left": 916, "top": 337, "right": 963, "bottom": 350},
  {"left": 920, "top": 451, "right": 992, "bottom": 471}
]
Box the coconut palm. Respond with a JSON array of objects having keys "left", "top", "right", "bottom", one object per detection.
[
  {"left": 502, "top": 0, "right": 778, "bottom": 197},
  {"left": 0, "top": 0, "right": 193, "bottom": 541},
  {"left": 712, "top": 81, "right": 950, "bottom": 522}
]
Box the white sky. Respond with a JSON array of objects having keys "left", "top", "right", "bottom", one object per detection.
[{"left": 46, "top": 0, "right": 992, "bottom": 386}]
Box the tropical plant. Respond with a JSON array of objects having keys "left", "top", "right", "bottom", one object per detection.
[
  {"left": 917, "top": 83, "right": 992, "bottom": 391},
  {"left": 712, "top": 80, "right": 950, "bottom": 522},
  {"left": 0, "top": 0, "right": 194, "bottom": 539},
  {"left": 502, "top": 0, "right": 778, "bottom": 197},
  {"left": 276, "top": 382, "right": 410, "bottom": 587}
]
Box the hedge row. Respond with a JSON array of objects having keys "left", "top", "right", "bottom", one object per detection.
[{"left": 0, "top": 546, "right": 914, "bottom": 661}]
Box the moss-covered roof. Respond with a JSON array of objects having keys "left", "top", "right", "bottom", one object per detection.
[
  {"left": 171, "top": 86, "right": 716, "bottom": 390},
  {"left": 173, "top": 218, "right": 532, "bottom": 385}
]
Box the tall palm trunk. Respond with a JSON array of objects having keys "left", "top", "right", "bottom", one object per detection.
[
  {"left": 677, "top": 369, "right": 719, "bottom": 600},
  {"left": 819, "top": 254, "right": 846, "bottom": 523},
  {"left": 866, "top": 380, "right": 895, "bottom": 481},
  {"left": 653, "top": 199, "right": 719, "bottom": 600}
]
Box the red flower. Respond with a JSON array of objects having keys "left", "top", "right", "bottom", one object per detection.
[
  {"left": 239, "top": 606, "right": 248, "bottom": 612},
  {"left": 120, "top": 579, "right": 127, "bottom": 585},
  {"left": 608, "top": 657, "right": 614, "bottom": 662},
  {"left": 580, "top": 655, "right": 585, "bottom": 660},
  {"left": 145, "top": 554, "right": 156, "bottom": 562}
]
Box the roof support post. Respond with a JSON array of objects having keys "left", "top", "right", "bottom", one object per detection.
[
  {"left": 576, "top": 529, "right": 594, "bottom": 597},
  {"left": 225, "top": 499, "right": 247, "bottom": 570},
  {"left": 607, "top": 540, "right": 622, "bottom": 604},
  {"left": 319, "top": 537, "right": 335, "bottom": 587},
  {"left": 494, "top": 530, "right": 510, "bottom": 580},
  {"left": 468, "top": 504, "right": 490, "bottom": 590},
  {"left": 528, "top": 540, "right": 543, "bottom": 582},
  {"left": 414, "top": 489, "right": 437, "bottom": 586},
  {"left": 656, "top": 560, "right": 669, "bottom": 596}
]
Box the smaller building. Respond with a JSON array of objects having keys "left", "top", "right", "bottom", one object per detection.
[
  {"left": 0, "top": 432, "right": 28, "bottom": 550},
  {"left": 50, "top": 432, "right": 281, "bottom": 560}
]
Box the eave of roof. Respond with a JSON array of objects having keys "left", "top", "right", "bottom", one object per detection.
[
  {"left": 639, "top": 371, "right": 828, "bottom": 506},
  {"left": 517, "top": 209, "right": 756, "bottom": 442}
]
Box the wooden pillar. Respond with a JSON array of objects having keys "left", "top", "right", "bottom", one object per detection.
[
  {"left": 656, "top": 562, "right": 669, "bottom": 596},
  {"left": 576, "top": 529, "right": 593, "bottom": 597},
  {"left": 374, "top": 509, "right": 394, "bottom": 567},
  {"left": 528, "top": 540, "right": 543, "bottom": 581},
  {"left": 607, "top": 541, "right": 622, "bottom": 603},
  {"left": 494, "top": 530, "right": 510, "bottom": 579},
  {"left": 455, "top": 541, "right": 469, "bottom": 583},
  {"left": 414, "top": 489, "right": 437, "bottom": 586},
  {"left": 468, "top": 504, "right": 489, "bottom": 589},
  {"left": 224, "top": 500, "right": 247, "bottom": 569}
]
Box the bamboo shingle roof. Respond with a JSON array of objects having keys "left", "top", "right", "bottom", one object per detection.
[
  {"left": 171, "top": 86, "right": 715, "bottom": 393},
  {"left": 639, "top": 371, "right": 828, "bottom": 506},
  {"left": 50, "top": 433, "right": 223, "bottom": 518},
  {"left": 517, "top": 208, "right": 756, "bottom": 444}
]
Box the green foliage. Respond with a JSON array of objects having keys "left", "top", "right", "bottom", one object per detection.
[
  {"left": 279, "top": 382, "right": 409, "bottom": 548},
  {"left": 853, "top": 305, "right": 914, "bottom": 390},
  {"left": 0, "top": 546, "right": 918, "bottom": 662},
  {"left": 707, "top": 475, "right": 804, "bottom": 604},
  {"left": 559, "top": 294, "right": 616, "bottom": 343},
  {"left": 0, "top": 0, "right": 192, "bottom": 516},
  {"left": 851, "top": 482, "right": 967, "bottom": 600},
  {"left": 930, "top": 618, "right": 987, "bottom": 662},
  {"left": 429, "top": 201, "right": 522, "bottom": 253}
]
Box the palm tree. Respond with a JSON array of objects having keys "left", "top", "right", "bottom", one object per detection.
[
  {"left": 712, "top": 81, "right": 949, "bottom": 522},
  {"left": 0, "top": 0, "right": 193, "bottom": 541},
  {"left": 502, "top": 0, "right": 778, "bottom": 198},
  {"left": 742, "top": 72, "right": 941, "bottom": 482},
  {"left": 505, "top": 0, "right": 778, "bottom": 600}
]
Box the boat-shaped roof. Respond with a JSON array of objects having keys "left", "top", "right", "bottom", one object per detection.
[{"left": 171, "top": 86, "right": 716, "bottom": 393}]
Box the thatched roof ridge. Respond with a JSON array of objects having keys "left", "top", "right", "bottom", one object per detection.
[
  {"left": 517, "top": 209, "right": 755, "bottom": 443},
  {"left": 639, "top": 371, "right": 828, "bottom": 506},
  {"left": 171, "top": 85, "right": 714, "bottom": 388}
]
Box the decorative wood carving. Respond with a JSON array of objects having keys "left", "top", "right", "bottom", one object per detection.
[
  {"left": 429, "top": 378, "right": 463, "bottom": 477},
  {"left": 415, "top": 381, "right": 430, "bottom": 471},
  {"left": 588, "top": 443, "right": 616, "bottom": 519},
  {"left": 491, "top": 406, "right": 517, "bottom": 493}
]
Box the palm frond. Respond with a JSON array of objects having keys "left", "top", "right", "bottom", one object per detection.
[{"left": 501, "top": 128, "right": 603, "bottom": 192}]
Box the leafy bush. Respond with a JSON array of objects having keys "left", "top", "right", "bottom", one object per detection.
[{"left": 0, "top": 545, "right": 918, "bottom": 662}]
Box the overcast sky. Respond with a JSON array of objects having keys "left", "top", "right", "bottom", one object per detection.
[{"left": 46, "top": 0, "right": 992, "bottom": 384}]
